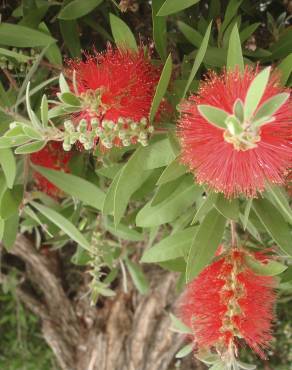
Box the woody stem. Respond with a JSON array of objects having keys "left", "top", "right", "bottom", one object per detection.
[{"left": 230, "top": 220, "right": 237, "bottom": 247}]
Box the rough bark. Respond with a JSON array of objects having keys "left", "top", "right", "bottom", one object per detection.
[{"left": 6, "top": 235, "right": 205, "bottom": 370}]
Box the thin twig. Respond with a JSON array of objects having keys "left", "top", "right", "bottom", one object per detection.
[
  {"left": 2, "top": 68, "right": 18, "bottom": 90},
  {"left": 230, "top": 220, "right": 237, "bottom": 247}
]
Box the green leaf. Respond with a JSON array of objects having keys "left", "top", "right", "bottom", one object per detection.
[
  {"left": 25, "top": 82, "right": 42, "bottom": 129},
  {"left": 277, "top": 53, "right": 292, "bottom": 85},
  {"left": 136, "top": 177, "right": 200, "bottom": 227},
  {"left": 265, "top": 184, "right": 292, "bottom": 224},
  {"left": 58, "top": 0, "right": 103, "bottom": 20},
  {"left": 109, "top": 13, "right": 137, "bottom": 51},
  {"left": 22, "top": 126, "right": 44, "bottom": 140},
  {"left": 104, "top": 219, "right": 143, "bottom": 242},
  {"left": 197, "top": 105, "right": 228, "bottom": 129},
  {"left": 233, "top": 99, "right": 244, "bottom": 122},
  {"left": 2, "top": 214, "right": 19, "bottom": 250},
  {"left": 0, "top": 23, "right": 56, "bottom": 47},
  {"left": 253, "top": 93, "right": 290, "bottom": 122},
  {"left": 0, "top": 185, "right": 23, "bottom": 220},
  {"left": 191, "top": 192, "right": 218, "bottom": 224},
  {"left": 113, "top": 139, "right": 175, "bottom": 225},
  {"left": 0, "top": 218, "right": 4, "bottom": 241},
  {"left": 186, "top": 207, "right": 226, "bottom": 281},
  {"left": 157, "top": 0, "right": 200, "bottom": 16},
  {"left": 0, "top": 47, "right": 31, "bottom": 63},
  {"left": 152, "top": 0, "right": 167, "bottom": 60},
  {"left": 240, "top": 23, "right": 260, "bottom": 43},
  {"left": 41, "top": 95, "right": 48, "bottom": 127},
  {"left": 177, "top": 21, "right": 203, "bottom": 48},
  {"left": 15, "top": 141, "right": 46, "bottom": 154},
  {"left": 141, "top": 227, "right": 198, "bottom": 263},
  {"left": 33, "top": 166, "right": 105, "bottom": 211},
  {"left": 227, "top": 23, "right": 244, "bottom": 73},
  {"left": 244, "top": 67, "right": 271, "bottom": 120},
  {"left": 242, "top": 199, "right": 252, "bottom": 230},
  {"left": 214, "top": 193, "right": 239, "bottom": 220},
  {"left": 149, "top": 54, "right": 172, "bottom": 122},
  {"left": 219, "top": 0, "right": 243, "bottom": 39},
  {"left": 253, "top": 198, "right": 292, "bottom": 256},
  {"left": 183, "top": 21, "right": 212, "bottom": 98},
  {"left": 157, "top": 158, "right": 186, "bottom": 185},
  {"left": 125, "top": 258, "right": 149, "bottom": 294},
  {"left": 176, "top": 343, "right": 193, "bottom": 359},
  {"left": 30, "top": 201, "right": 91, "bottom": 252},
  {"left": 59, "top": 92, "right": 81, "bottom": 106},
  {"left": 59, "top": 19, "right": 81, "bottom": 58},
  {"left": 244, "top": 255, "right": 287, "bottom": 276},
  {"left": 0, "top": 149, "right": 16, "bottom": 189},
  {"left": 169, "top": 313, "right": 192, "bottom": 334},
  {"left": 59, "top": 73, "right": 70, "bottom": 93}
]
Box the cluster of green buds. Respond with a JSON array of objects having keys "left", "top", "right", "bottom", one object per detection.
[
  {"left": 97, "top": 116, "right": 154, "bottom": 148},
  {"left": 0, "top": 48, "right": 37, "bottom": 72},
  {"left": 87, "top": 231, "right": 115, "bottom": 304},
  {"left": 63, "top": 117, "right": 98, "bottom": 151},
  {"left": 62, "top": 115, "right": 154, "bottom": 151}
]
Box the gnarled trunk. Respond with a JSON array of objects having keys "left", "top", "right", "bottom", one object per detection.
[{"left": 7, "top": 235, "right": 205, "bottom": 370}]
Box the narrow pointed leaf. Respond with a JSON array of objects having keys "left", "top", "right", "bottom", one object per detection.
[
  {"left": 186, "top": 207, "right": 226, "bottom": 281},
  {"left": 254, "top": 93, "right": 289, "bottom": 122},
  {"left": 244, "top": 67, "right": 271, "bottom": 120},
  {"left": 227, "top": 23, "right": 244, "bottom": 73},
  {"left": 197, "top": 105, "right": 228, "bottom": 129}
]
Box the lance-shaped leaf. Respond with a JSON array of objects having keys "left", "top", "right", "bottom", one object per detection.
[
  {"left": 244, "top": 67, "right": 271, "bottom": 121},
  {"left": 253, "top": 93, "right": 290, "bottom": 122},
  {"left": 227, "top": 23, "right": 244, "bottom": 73},
  {"left": 186, "top": 207, "right": 226, "bottom": 281},
  {"left": 244, "top": 255, "right": 287, "bottom": 276},
  {"left": 197, "top": 105, "right": 229, "bottom": 129}
]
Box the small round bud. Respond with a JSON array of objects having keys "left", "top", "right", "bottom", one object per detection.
[
  {"left": 140, "top": 117, "right": 147, "bottom": 126},
  {"left": 118, "top": 130, "right": 127, "bottom": 139},
  {"left": 8, "top": 62, "right": 14, "bottom": 70},
  {"left": 90, "top": 118, "right": 99, "bottom": 129},
  {"left": 139, "top": 132, "right": 148, "bottom": 140},
  {"left": 130, "top": 122, "right": 137, "bottom": 130},
  {"left": 64, "top": 120, "right": 74, "bottom": 132},
  {"left": 95, "top": 127, "right": 103, "bottom": 136},
  {"left": 9, "top": 122, "right": 19, "bottom": 129},
  {"left": 122, "top": 139, "right": 130, "bottom": 147},
  {"left": 84, "top": 142, "right": 94, "bottom": 150},
  {"left": 102, "top": 139, "right": 113, "bottom": 149},
  {"left": 117, "top": 117, "right": 124, "bottom": 125},
  {"left": 78, "top": 119, "right": 87, "bottom": 133},
  {"left": 148, "top": 126, "right": 154, "bottom": 134},
  {"left": 102, "top": 120, "right": 109, "bottom": 129},
  {"left": 140, "top": 139, "right": 148, "bottom": 147},
  {"left": 63, "top": 137, "right": 71, "bottom": 151},
  {"left": 79, "top": 134, "right": 88, "bottom": 144}
]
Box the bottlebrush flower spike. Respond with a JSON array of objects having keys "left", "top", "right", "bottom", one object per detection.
[
  {"left": 30, "top": 141, "right": 72, "bottom": 197},
  {"left": 178, "top": 66, "right": 292, "bottom": 198},
  {"left": 66, "top": 46, "right": 162, "bottom": 149},
  {"left": 178, "top": 248, "right": 277, "bottom": 366}
]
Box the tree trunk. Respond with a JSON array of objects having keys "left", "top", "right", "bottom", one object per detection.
[{"left": 6, "top": 235, "right": 205, "bottom": 370}]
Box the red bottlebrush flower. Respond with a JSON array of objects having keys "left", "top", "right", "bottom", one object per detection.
[
  {"left": 30, "top": 141, "right": 72, "bottom": 197},
  {"left": 178, "top": 67, "right": 292, "bottom": 198},
  {"left": 178, "top": 248, "right": 277, "bottom": 363},
  {"left": 67, "top": 46, "right": 162, "bottom": 149}
]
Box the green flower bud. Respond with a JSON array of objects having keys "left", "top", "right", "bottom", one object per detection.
[
  {"left": 64, "top": 120, "right": 74, "bottom": 132},
  {"left": 140, "top": 117, "right": 147, "bottom": 126},
  {"left": 79, "top": 134, "right": 88, "bottom": 144},
  {"left": 122, "top": 139, "right": 130, "bottom": 147},
  {"left": 90, "top": 118, "right": 99, "bottom": 129},
  {"left": 78, "top": 119, "right": 87, "bottom": 133},
  {"left": 139, "top": 132, "right": 148, "bottom": 140},
  {"left": 130, "top": 122, "right": 137, "bottom": 130},
  {"left": 63, "top": 137, "right": 71, "bottom": 151},
  {"left": 118, "top": 130, "right": 127, "bottom": 139},
  {"left": 148, "top": 126, "right": 154, "bottom": 134}
]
